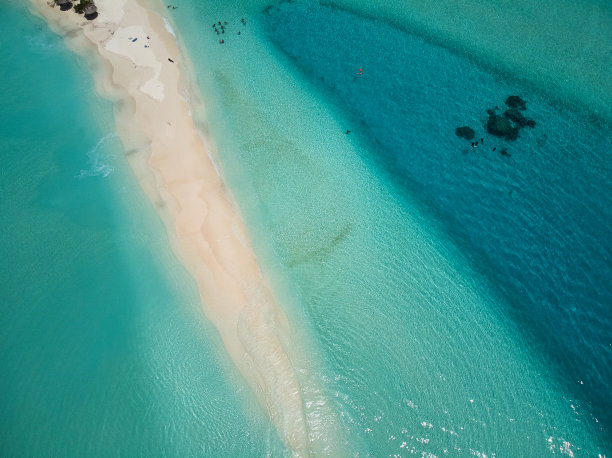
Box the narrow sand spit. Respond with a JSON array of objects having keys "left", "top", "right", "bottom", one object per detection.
[{"left": 27, "top": 0, "right": 310, "bottom": 453}]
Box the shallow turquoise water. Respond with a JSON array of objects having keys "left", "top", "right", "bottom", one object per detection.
[
  {"left": 167, "top": 0, "right": 610, "bottom": 455},
  {"left": 1, "top": 0, "right": 610, "bottom": 456},
  {"left": 263, "top": 0, "right": 612, "bottom": 436},
  {"left": 0, "top": 2, "right": 282, "bottom": 456}
]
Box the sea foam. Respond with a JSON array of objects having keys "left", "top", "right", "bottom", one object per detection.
[
  {"left": 76, "top": 132, "right": 117, "bottom": 179},
  {"left": 162, "top": 17, "right": 176, "bottom": 37}
]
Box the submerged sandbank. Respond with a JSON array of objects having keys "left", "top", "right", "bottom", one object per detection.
[
  {"left": 328, "top": 0, "right": 612, "bottom": 123},
  {"left": 26, "top": 0, "right": 311, "bottom": 453}
]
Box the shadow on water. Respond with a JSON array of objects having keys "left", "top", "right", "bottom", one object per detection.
[{"left": 262, "top": 0, "right": 612, "bottom": 443}]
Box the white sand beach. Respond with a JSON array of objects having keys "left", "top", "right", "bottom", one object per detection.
[{"left": 27, "top": 0, "right": 310, "bottom": 453}]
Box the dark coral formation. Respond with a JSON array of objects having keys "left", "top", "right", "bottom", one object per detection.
[
  {"left": 505, "top": 95, "right": 527, "bottom": 110},
  {"left": 485, "top": 96, "right": 536, "bottom": 140},
  {"left": 455, "top": 126, "right": 475, "bottom": 140},
  {"left": 455, "top": 95, "right": 536, "bottom": 151},
  {"left": 487, "top": 114, "right": 519, "bottom": 140},
  {"left": 504, "top": 108, "right": 529, "bottom": 127},
  {"left": 503, "top": 108, "right": 536, "bottom": 128}
]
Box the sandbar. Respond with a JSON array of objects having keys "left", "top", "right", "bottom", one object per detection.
[{"left": 27, "top": 0, "right": 310, "bottom": 453}]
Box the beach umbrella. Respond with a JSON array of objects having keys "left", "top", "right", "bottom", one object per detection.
[{"left": 84, "top": 3, "right": 97, "bottom": 16}]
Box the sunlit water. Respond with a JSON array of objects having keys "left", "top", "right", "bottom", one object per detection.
[
  {"left": 0, "top": 2, "right": 282, "bottom": 456},
  {"left": 262, "top": 0, "right": 612, "bottom": 436},
  {"left": 168, "top": 0, "right": 610, "bottom": 454},
  {"left": 1, "top": 0, "right": 610, "bottom": 456}
]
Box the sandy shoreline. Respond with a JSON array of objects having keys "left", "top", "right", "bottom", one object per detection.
[{"left": 27, "top": 0, "right": 310, "bottom": 453}]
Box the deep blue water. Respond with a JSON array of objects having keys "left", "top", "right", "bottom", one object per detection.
[{"left": 263, "top": 0, "right": 612, "bottom": 437}]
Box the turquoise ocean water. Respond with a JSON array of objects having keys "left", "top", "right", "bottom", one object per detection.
[
  {"left": 0, "top": 2, "right": 283, "bottom": 456},
  {"left": 1, "top": 0, "right": 610, "bottom": 456}
]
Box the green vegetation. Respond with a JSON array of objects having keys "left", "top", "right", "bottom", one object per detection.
[{"left": 73, "top": 0, "right": 92, "bottom": 14}]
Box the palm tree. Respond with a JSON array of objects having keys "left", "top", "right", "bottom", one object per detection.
[{"left": 73, "top": 0, "right": 92, "bottom": 14}]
